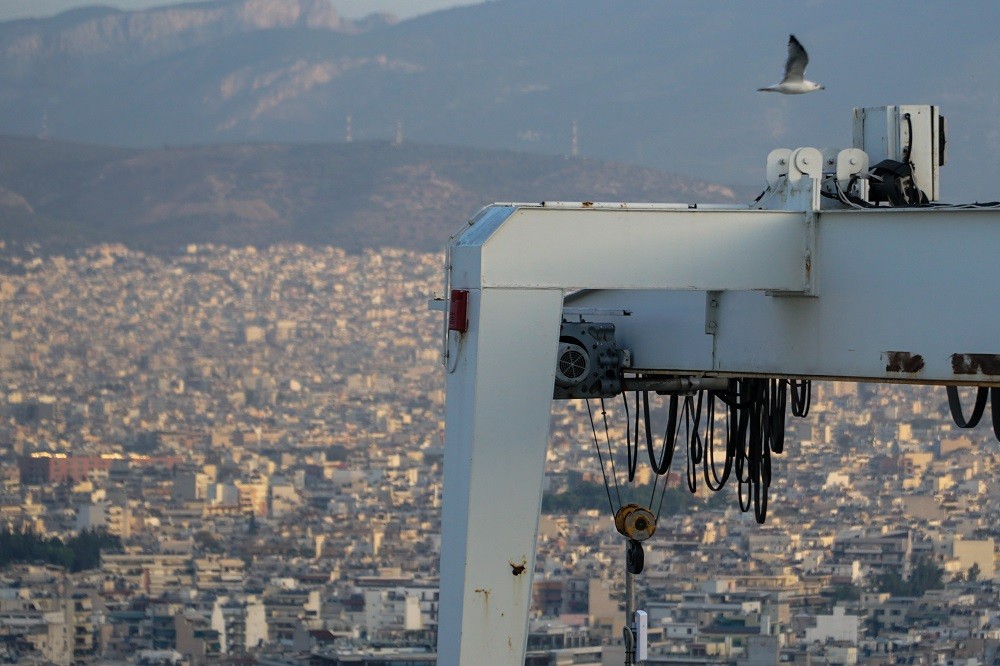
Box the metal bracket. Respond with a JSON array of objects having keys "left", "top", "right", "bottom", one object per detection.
[
  {"left": 758, "top": 147, "right": 823, "bottom": 297},
  {"left": 562, "top": 307, "right": 632, "bottom": 318},
  {"left": 705, "top": 290, "right": 721, "bottom": 335},
  {"left": 800, "top": 209, "right": 818, "bottom": 297}
]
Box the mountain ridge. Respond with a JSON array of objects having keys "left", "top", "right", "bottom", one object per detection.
[
  {"left": 0, "top": 1, "right": 995, "bottom": 200},
  {"left": 0, "top": 0, "right": 390, "bottom": 65},
  {"left": 0, "top": 135, "right": 745, "bottom": 255}
]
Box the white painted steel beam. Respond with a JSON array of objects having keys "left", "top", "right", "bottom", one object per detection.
[
  {"left": 449, "top": 204, "right": 815, "bottom": 293},
  {"left": 439, "top": 201, "right": 1000, "bottom": 666},
  {"left": 561, "top": 206, "right": 1000, "bottom": 384},
  {"left": 439, "top": 286, "right": 564, "bottom": 665}
]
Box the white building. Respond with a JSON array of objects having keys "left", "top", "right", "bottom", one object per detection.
[
  {"left": 362, "top": 588, "right": 422, "bottom": 636},
  {"left": 75, "top": 498, "right": 130, "bottom": 538},
  {"left": 211, "top": 595, "right": 267, "bottom": 654},
  {"left": 269, "top": 482, "right": 302, "bottom": 517},
  {"left": 805, "top": 606, "right": 860, "bottom": 645}
]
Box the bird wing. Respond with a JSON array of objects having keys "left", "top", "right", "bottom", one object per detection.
[{"left": 781, "top": 34, "right": 809, "bottom": 83}]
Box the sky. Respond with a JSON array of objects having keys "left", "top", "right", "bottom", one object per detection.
[{"left": 0, "top": 0, "right": 480, "bottom": 21}]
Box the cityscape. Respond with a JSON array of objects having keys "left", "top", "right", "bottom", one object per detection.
[{"left": 2, "top": 241, "right": 1000, "bottom": 665}]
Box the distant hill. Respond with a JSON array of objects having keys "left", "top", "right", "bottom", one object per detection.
[
  {"left": 0, "top": 136, "right": 743, "bottom": 254},
  {"left": 0, "top": 0, "right": 996, "bottom": 201}
]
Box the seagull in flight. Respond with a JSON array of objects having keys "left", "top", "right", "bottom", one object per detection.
[{"left": 758, "top": 35, "right": 824, "bottom": 94}]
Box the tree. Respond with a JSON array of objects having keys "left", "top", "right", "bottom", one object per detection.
[
  {"left": 541, "top": 479, "right": 692, "bottom": 515},
  {"left": 829, "top": 583, "right": 862, "bottom": 602},
  {"left": 873, "top": 555, "right": 944, "bottom": 597},
  {"left": 865, "top": 615, "right": 884, "bottom": 637},
  {"left": 66, "top": 528, "right": 122, "bottom": 572},
  {"left": 0, "top": 526, "right": 72, "bottom": 569},
  {"left": 194, "top": 530, "right": 225, "bottom": 553},
  {"left": 910, "top": 556, "right": 944, "bottom": 594},
  {"left": 967, "top": 562, "right": 981, "bottom": 583},
  {"left": 247, "top": 512, "right": 259, "bottom": 535},
  {"left": 0, "top": 526, "right": 119, "bottom": 571}
]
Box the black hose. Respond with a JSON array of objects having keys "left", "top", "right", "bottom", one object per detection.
[
  {"left": 646, "top": 392, "right": 677, "bottom": 475},
  {"left": 685, "top": 393, "right": 703, "bottom": 494},
  {"left": 947, "top": 385, "right": 989, "bottom": 428},
  {"left": 993, "top": 388, "right": 1000, "bottom": 443},
  {"left": 588, "top": 376, "right": 812, "bottom": 528},
  {"left": 790, "top": 380, "right": 811, "bottom": 417},
  {"left": 625, "top": 392, "right": 637, "bottom": 482},
  {"left": 703, "top": 391, "right": 733, "bottom": 492}
]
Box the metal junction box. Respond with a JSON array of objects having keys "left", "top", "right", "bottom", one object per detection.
[{"left": 853, "top": 104, "right": 945, "bottom": 202}]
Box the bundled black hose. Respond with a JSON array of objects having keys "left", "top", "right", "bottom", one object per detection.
[
  {"left": 684, "top": 391, "right": 704, "bottom": 494},
  {"left": 625, "top": 392, "right": 638, "bottom": 482},
  {"left": 946, "top": 385, "right": 989, "bottom": 428},
  {"left": 588, "top": 377, "right": 813, "bottom": 527},
  {"left": 993, "top": 387, "right": 1000, "bottom": 443},
  {"left": 702, "top": 386, "right": 734, "bottom": 492},
  {"left": 790, "top": 380, "right": 811, "bottom": 417},
  {"left": 659, "top": 378, "right": 811, "bottom": 523},
  {"left": 639, "top": 391, "right": 676, "bottom": 475},
  {"left": 945, "top": 385, "right": 1000, "bottom": 444}
]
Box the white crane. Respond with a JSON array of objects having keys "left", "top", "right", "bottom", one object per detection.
[{"left": 435, "top": 105, "right": 983, "bottom": 665}]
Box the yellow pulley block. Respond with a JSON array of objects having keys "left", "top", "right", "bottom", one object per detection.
[{"left": 613, "top": 503, "right": 656, "bottom": 541}]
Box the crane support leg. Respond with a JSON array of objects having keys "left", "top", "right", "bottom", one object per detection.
[{"left": 438, "top": 286, "right": 564, "bottom": 665}]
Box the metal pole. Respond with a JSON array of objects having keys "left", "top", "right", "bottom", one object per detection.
[
  {"left": 620, "top": 377, "right": 731, "bottom": 393},
  {"left": 624, "top": 542, "right": 636, "bottom": 666}
]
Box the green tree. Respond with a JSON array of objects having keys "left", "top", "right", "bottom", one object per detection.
[
  {"left": 247, "top": 513, "right": 259, "bottom": 535},
  {"left": 0, "top": 526, "right": 74, "bottom": 570},
  {"left": 910, "top": 556, "right": 944, "bottom": 594},
  {"left": 874, "top": 555, "right": 943, "bottom": 597},
  {"left": 541, "top": 479, "right": 693, "bottom": 516},
  {"left": 66, "top": 528, "right": 122, "bottom": 572},
  {"left": 194, "top": 530, "right": 225, "bottom": 553},
  {"left": 967, "top": 562, "right": 981, "bottom": 583},
  {"left": 829, "top": 583, "right": 862, "bottom": 602}
]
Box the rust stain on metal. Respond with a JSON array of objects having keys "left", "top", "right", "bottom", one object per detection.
[
  {"left": 884, "top": 351, "right": 925, "bottom": 373},
  {"left": 581, "top": 201, "right": 594, "bottom": 207},
  {"left": 951, "top": 353, "right": 1000, "bottom": 375},
  {"left": 510, "top": 562, "right": 525, "bottom": 576},
  {"left": 474, "top": 587, "right": 490, "bottom": 622}
]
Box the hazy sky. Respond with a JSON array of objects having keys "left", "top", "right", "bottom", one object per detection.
[{"left": 0, "top": 0, "right": 481, "bottom": 21}]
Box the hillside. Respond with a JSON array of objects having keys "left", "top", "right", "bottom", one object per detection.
[
  {"left": 0, "top": 1, "right": 995, "bottom": 201},
  {"left": 0, "top": 136, "right": 743, "bottom": 254}
]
